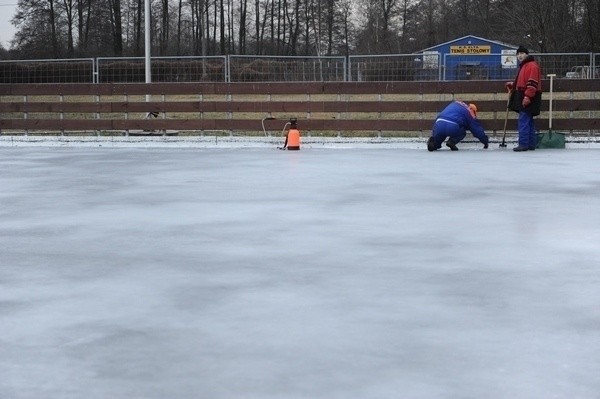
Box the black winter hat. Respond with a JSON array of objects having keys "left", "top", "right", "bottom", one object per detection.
[{"left": 516, "top": 45, "right": 529, "bottom": 54}]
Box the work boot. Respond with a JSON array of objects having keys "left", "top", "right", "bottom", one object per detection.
[
  {"left": 513, "top": 146, "right": 528, "bottom": 152},
  {"left": 446, "top": 139, "right": 458, "bottom": 151},
  {"left": 427, "top": 136, "right": 437, "bottom": 152},
  {"left": 528, "top": 146, "right": 536, "bottom": 151}
]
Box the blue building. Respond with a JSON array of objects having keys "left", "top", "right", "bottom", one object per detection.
[{"left": 418, "top": 35, "right": 518, "bottom": 81}]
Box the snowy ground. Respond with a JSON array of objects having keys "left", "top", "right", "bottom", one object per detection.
[{"left": 1, "top": 143, "right": 599, "bottom": 399}]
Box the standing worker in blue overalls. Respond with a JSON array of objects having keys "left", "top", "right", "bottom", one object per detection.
[{"left": 427, "top": 101, "right": 489, "bottom": 151}]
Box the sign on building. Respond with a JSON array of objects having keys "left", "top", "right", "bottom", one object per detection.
[
  {"left": 450, "top": 45, "right": 491, "bottom": 55},
  {"left": 501, "top": 49, "right": 517, "bottom": 68},
  {"left": 422, "top": 51, "right": 439, "bottom": 68}
]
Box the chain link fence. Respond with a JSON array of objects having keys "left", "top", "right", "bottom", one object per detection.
[{"left": 0, "top": 53, "right": 598, "bottom": 83}]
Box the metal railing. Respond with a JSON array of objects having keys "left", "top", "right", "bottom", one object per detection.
[
  {"left": 348, "top": 53, "right": 441, "bottom": 81},
  {"left": 441, "top": 53, "right": 595, "bottom": 81},
  {"left": 0, "top": 58, "right": 95, "bottom": 83},
  {"left": 0, "top": 53, "right": 599, "bottom": 83},
  {"left": 96, "top": 56, "right": 227, "bottom": 83},
  {"left": 229, "top": 55, "right": 346, "bottom": 82}
]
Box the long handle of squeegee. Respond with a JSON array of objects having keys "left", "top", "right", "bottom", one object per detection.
[
  {"left": 547, "top": 74, "right": 556, "bottom": 131},
  {"left": 500, "top": 87, "right": 511, "bottom": 148}
]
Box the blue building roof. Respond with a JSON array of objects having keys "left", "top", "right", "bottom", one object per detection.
[{"left": 419, "top": 35, "right": 517, "bottom": 53}]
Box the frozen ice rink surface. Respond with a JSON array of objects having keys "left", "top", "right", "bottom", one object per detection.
[{"left": 1, "top": 145, "right": 599, "bottom": 399}]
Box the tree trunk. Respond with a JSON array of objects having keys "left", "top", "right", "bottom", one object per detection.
[
  {"left": 48, "top": 0, "right": 59, "bottom": 57},
  {"left": 220, "top": 0, "right": 225, "bottom": 53},
  {"left": 76, "top": 0, "right": 87, "bottom": 52},
  {"left": 177, "top": 0, "right": 182, "bottom": 54},
  {"left": 239, "top": 0, "right": 248, "bottom": 54},
  {"left": 62, "top": 0, "right": 75, "bottom": 56},
  {"left": 161, "top": 0, "right": 169, "bottom": 55},
  {"left": 110, "top": 0, "right": 123, "bottom": 56}
]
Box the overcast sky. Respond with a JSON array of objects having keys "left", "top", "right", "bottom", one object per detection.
[{"left": 0, "top": 2, "right": 16, "bottom": 47}]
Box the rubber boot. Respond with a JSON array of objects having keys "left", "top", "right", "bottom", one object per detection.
[
  {"left": 427, "top": 137, "right": 437, "bottom": 152},
  {"left": 446, "top": 139, "right": 458, "bottom": 151}
]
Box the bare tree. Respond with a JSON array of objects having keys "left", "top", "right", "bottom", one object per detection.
[
  {"left": 219, "top": 0, "right": 225, "bottom": 53},
  {"left": 238, "top": 0, "right": 248, "bottom": 53},
  {"left": 159, "top": 0, "right": 169, "bottom": 54},
  {"left": 8, "top": 0, "right": 600, "bottom": 59},
  {"left": 254, "top": 0, "right": 261, "bottom": 53},
  {"left": 76, "top": 0, "right": 92, "bottom": 53},
  {"left": 582, "top": 0, "right": 600, "bottom": 51},
  {"left": 285, "top": 0, "right": 301, "bottom": 55},
  {"left": 134, "top": 0, "right": 143, "bottom": 55},
  {"left": 11, "top": 0, "right": 62, "bottom": 57},
  {"left": 108, "top": 0, "right": 123, "bottom": 55},
  {"left": 176, "top": 0, "right": 183, "bottom": 53},
  {"left": 338, "top": 0, "right": 353, "bottom": 56},
  {"left": 48, "top": 0, "right": 59, "bottom": 55},
  {"left": 60, "top": 0, "right": 75, "bottom": 55}
]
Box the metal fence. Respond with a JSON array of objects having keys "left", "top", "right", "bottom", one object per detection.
[
  {"left": 348, "top": 54, "right": 441, "bottom": 81},
  {"left": 591, "top": 53, "right": 600, "bottom": 79},
  {"left": 0, "top": 53, "right": 599, "bottom": 83},
  {"left": 439, "top": 52, "right": 596, "bottom": 81},
  {"left": 0, "top": 58, "right": 95, "bottom": 83},
  {"left": 96, "top": 56, "right": 227, "bottom": 83},
  {"left": 534, "top": 53, "right": 595, "bottom": 79},
  {"left": 229, "top": 55, "right": 346, "bottom": 82}
]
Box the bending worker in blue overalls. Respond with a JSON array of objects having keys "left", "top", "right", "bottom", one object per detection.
[{"left": 427, "top": 101, "right": 489, "bottom": 151}]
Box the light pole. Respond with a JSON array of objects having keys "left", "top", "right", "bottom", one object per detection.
[{"left": 145, "top": 0, "right": 151, "bottom": 102}]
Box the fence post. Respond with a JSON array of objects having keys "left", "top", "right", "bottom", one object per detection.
[
  {"left": 124, "top": 94, "right": 129, "bottom": 137},
  {"left": 23, "top": 95, "right": 28, "bottom": 136},
  {"left": 225, "top": 55, "right": 231, "bottom": 83},
  {"left": 336, "top": 93, "right": 342, "bottom": 138},
  {"left": 95, "top": 58, "right": 100, "bottom": 83},
  {"left": 59, "top": 95, "right": 64, "bottom": 136},
  {"left": 343, "top": 56, "right": 348, "bottom": 82},
  {"left": 418, "top": 92, "right": 424, "bottom": 138},
  {"left": 161, "top": 94, "right": 166, "bottom": 136},
  {"left": 95, "top": 93, "right": 100, "bottom": 136},
  {"left": 377, "top": 93, "right": 383, "bottom": 138},
  {"left": 227, "top": 92, "right": 233, "bottom": 136},
  {"left": 198, "top": 93, "right": 204, "bottom": 136}
]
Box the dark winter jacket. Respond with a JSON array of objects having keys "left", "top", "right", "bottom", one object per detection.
[{"left": 509, "top": 55, "right": 542, "bottom": 116}]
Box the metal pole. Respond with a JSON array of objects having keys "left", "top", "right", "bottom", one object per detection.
[
  {"left": 547, "top": 73, "right": 556, "bottom": 131},
  {"left": 145, "top": 0, "right": 151, "bottom": 102}
]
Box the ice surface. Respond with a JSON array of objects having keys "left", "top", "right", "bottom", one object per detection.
[{"left": 1, "top": 145, "right": 599, "bottom": 398}]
